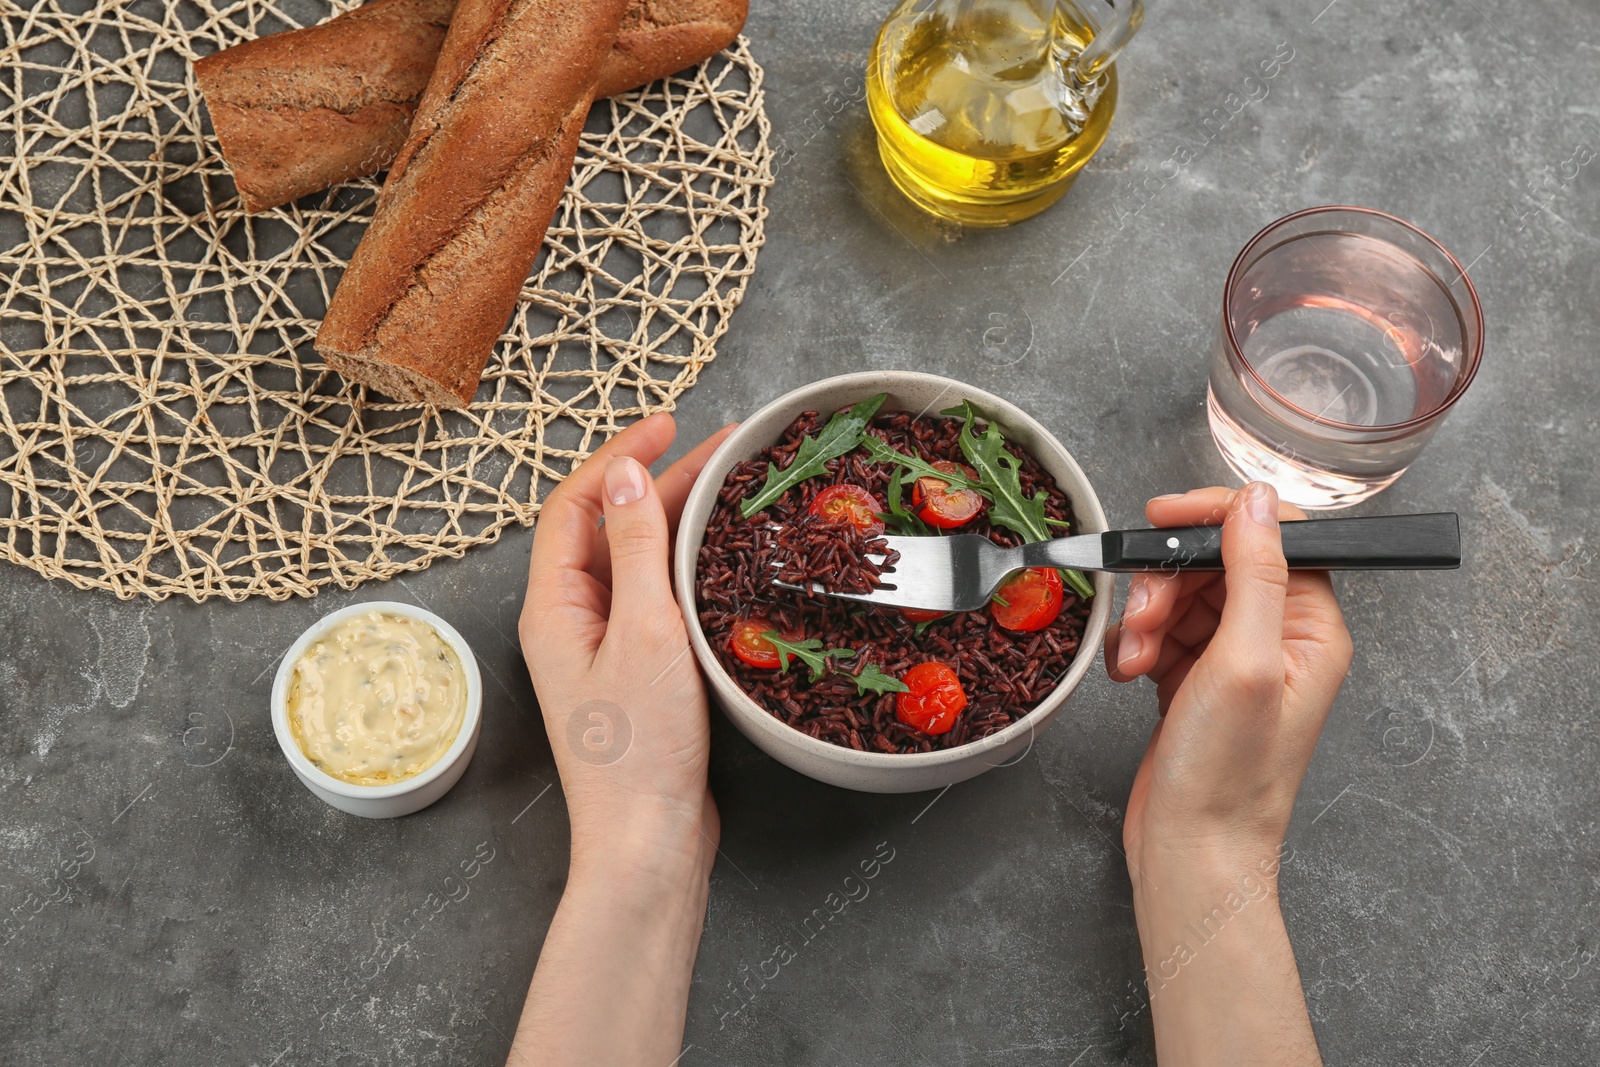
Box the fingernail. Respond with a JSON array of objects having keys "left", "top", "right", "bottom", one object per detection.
[
  {"left": 605, "top": 457, "right": 648, "bottom": 507},
  {"left": 1152, "top": 493, "right": 1182, "bottom": 502},
  {"left": 1246, "top": 482, "right": 1279, "bottom": 528},
  {"left": 1124, "top": 577, "right": 1150, "bottom": 619},
  {"left": 1117, "top": 627, "right": 1145, "bottom": 672}
]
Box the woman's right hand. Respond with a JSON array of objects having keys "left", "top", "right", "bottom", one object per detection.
[
  {"left": 1105, "top": 482, "right": 1354, "bottom": 872},
  {"left": 1105, "top": 482, "right": 1349, "bottom": 1067}
]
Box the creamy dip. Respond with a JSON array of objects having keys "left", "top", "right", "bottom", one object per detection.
[{"left": 287, "top": 611, "right": 467, "bottom": 786}]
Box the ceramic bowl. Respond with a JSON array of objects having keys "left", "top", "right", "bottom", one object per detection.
[
  {"left": 270, "top": 601, "right": 483, "bottom": 818},
  {"left": 673, "top": 371, "right": 1113, "bottom": 793}
]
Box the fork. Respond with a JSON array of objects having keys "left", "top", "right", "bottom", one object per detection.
[{"left": 774, "top": 513, "right": 1461, "bottom": 613}]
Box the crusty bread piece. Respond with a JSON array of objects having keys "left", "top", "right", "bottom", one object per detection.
[
  {"left": 598, "top": 0, "right": 749, "bottom": 97},
  {"left": 314, "top": 0, "right": 629, "bottom": 409},
  {"left": 194, "top": 0, "right": 452, "bottom": 214},
  {"left": 195, "top": 0, "right": 748, "bottom": 213}
]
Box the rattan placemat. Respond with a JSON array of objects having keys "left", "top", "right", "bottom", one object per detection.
[{"left": 0, "top": 1, "right": 771, "bottom": 602}]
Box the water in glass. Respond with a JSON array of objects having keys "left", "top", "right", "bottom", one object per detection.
[{"left": 1209, "top": 222, "right": 1478, "bottom": 508}]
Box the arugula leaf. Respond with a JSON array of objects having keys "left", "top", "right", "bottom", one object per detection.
[
  {"left": 849, "top": 662, "right": 909, "bottom": 696},
  {"left": 940, "top": 401, "right": 1096, "bottom": 600},
  {"left": 879, "top": 466, "right": 934, "bottom": 536},
  {"left": 761, "top": 631, "right": 853, "bottom": 682},
  {"left": 939, "top": 400, "right": 1051, "bottom": 541},
  {"left": 740, "top": 393, "right": 888, "bottom": 518},
  {"left": 862, "top": 436, "right": 982, "bottom": 492}
]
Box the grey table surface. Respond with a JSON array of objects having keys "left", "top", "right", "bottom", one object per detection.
[{"left": 5, "top": 1, "right": 1600, "bottom": 1064}]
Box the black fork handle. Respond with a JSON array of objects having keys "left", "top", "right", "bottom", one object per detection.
[{"left": 1099, "top": 513, "right": 1461, "bottom": 572}]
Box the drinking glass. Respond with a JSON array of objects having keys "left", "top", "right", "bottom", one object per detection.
[{"left": 1207, "top": 206, "right": 1484, "bottom": 509}]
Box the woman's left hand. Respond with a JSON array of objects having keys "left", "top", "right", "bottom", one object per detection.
[
  {"left": 519, "top": 412, "right": 735, "bottom": 871},
  {"left": 508, "top": 412, "right": 736, "bottom": 1067}
]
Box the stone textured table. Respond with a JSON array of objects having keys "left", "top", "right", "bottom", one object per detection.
[{"left": 4, "top": 1, "right": 1598, "bottom": 1064}]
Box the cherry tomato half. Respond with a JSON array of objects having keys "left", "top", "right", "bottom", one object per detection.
[
  {"left": 911, "top": 461, "right": 984, "bottom": 529},
  {"left": 895, "top": 661, "right": 968, "bottom": 735},
  {"left": 989, "top": 567, "right": 1063, "bottom": 633},
  {"left": 809, "top": 483, "right": 885, "bottom": 535},
  {"left": 730, "top": 617, "right": 783, "bottom": 669},
  {"left": 900, "top": 607, "right": 947, "bottom": 624}
]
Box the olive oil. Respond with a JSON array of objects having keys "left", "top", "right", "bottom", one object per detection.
[{"left": 867, "top": 1, "right": 1117, "bottom": 226}]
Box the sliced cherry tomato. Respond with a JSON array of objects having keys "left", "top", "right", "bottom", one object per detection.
[
  {"left": 730, "top": 616, "right": 783, "bottom": 669},
  {"left": 899, "top": 607, "right": 947, "bottom": 624},
  {"left": 989, "top": 567, "right": 1063, "bottom": 632},
  {"left": 895, "top": 661, "right": 968, "bottom": 735},
  {"left": 809, "top": 483, "right": 885, "bottom": 535},
  {"left": 911, "top": 461, "right": 984, "bottom": 529}
]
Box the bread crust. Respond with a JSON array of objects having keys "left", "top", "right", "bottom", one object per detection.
[
  {"left": 315, "top": 0, "right": 628, "bottom": 408},
  {"left": 194, "top": 0, "right": 453, "bottom": 213},
  {"left": 195, "top": 0, "right": 747, "bottom": 213}
]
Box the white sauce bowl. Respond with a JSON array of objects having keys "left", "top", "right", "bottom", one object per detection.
[{"left": 270, "top": 601, "right": 483, "bottom": 818}]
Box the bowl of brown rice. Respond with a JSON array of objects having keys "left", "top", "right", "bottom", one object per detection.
[{"left": 673, "top": 372, "right": 1114, "bottom": 793}]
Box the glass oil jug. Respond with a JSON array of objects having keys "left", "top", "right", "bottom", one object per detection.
[{"left": 867, "top": 0, "right": 1145, "bottom": 226}]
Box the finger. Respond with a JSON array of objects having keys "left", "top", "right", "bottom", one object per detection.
[
  {"left": 1110, "top": 617, "right": 1158, "bottom": 678},
  {"left": 1118, "top": 572, "right": 1183, "bottom": 633},
  {"left": 1109, "top": 604, "right": 1183, "bottom": 681},
  {"left": 1282, "top": 570, "right": 1353, "bottom": 708},
  {"left": 1105, "top": 623, "right": 1163, "bottom": 683},
  {"left": 595, "top": 455, "right": 676, "bottom": 638},
  {"left": 1124, "top": 590, "right": 1215, "bottom": 686},
  {"left": 589, "top": 422, "right": 739, "bottom": 592},
  {"left": 658, "top": 423, "right": 738, "bottom": 534},
  {"left": 1165, "top": 594, "right": 1223, "bottom": 650},
  {"left": 527, "top": 413, "right": 678, "bottom": 595},
  {"left": 1104, "top": 622, "right": 1130, "bottom": 682},
  {"left": 1113, "top": 588, "right": 1220, "bottom": 683},
  {"left": 523, "top": 414, "right": 679, "bottom": 674},
  {"left": 1283, "top": 570, "right": 1341, "bottom": 638},
  {"left": 1112, "top": 571, "right": 1215, "bottom": 678},
  {"left": 1208, "top": 482, "right": 1289, "bottom": 700},
  {"left": 1145, "top": 487, "right": 1232, "bottom": 528},
  {"left": 1145, "top": 486, "right": 1304, "bottom": 528}
]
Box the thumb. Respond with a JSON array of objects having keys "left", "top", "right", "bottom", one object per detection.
[
  {"left": 1208, "top": 482, "right": 1289, "bottom": 702},
  {"left": 598, "top": 456, "right": 675, "bottom": 632}
]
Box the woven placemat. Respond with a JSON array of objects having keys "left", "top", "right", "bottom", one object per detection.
[{"left": 0, "top": 1, "right": 772, "bottom": 602}]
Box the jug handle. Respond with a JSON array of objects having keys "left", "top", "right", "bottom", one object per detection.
[{"left": 1070, "top": 0, "right": 1146, "bottom": 86}]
